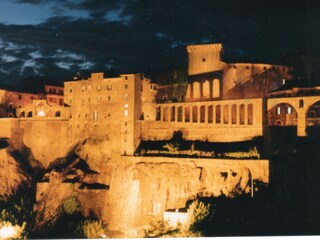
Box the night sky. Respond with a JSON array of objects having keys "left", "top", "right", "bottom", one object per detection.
[{"left": 0, "top": 0, "right": 319, "bottom": 85}]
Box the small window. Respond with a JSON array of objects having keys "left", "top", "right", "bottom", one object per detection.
[
  {"left": 163, "top": 96, "right": 167, "bottom": 101},
  {"left": 202, "top": 57, "right": 206, "bottom": 62},
  {"left": 18, "top": 94, "right": 21, "bottom": 100},
  {"left": 124, "top": 84, "right": 128, "bottom": 89},
  {"left": 97, "top": 85, "right": 102, "bottom": 91},
  {"left": 108, "top": 96, "right": 111, "bottom": 101},
  {"left": 88, "top": 98, "right": 91, "bottom": 103},
  {"left": 107, "top": 85, "right": 112, "bottom": 90},
  {"left": 125, "top": 76, "right": 128, "bottom": 80},
  {"left": 81, "top": 86, "right": 86, "bottom": 92},
  {"left": 97, "top": 96, "right": 101, "bottom": 102},
  {"left": 124, "top": 94, "right": 128, "bottom": 100},
  {"left": 263, "top": 66, "right": 267, "bottom": 70},
  {"left": 69, "top": 88, "right": 73, "bottom": 93},
  {"left": 276, "top": 106, "right": 281, "bottom": 115},
  {"left": 287, "top": 106, "right": 292, "bottom": 114},
  {"left": 124, "top": 110, "right": 128, "bottom": 117},
  {"left": 93, "top": 111, "right": 98, "bottom": 121},
  {"left": 124, "top": 121, "right": 127, "bottom": 126},
  {"left": 246, "top": 66, "right": 249, "bottom": 70}
]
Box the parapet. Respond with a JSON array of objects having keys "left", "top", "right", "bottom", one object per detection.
[{"left": 186, "top": 43, "right": 223, "bottom": 53}]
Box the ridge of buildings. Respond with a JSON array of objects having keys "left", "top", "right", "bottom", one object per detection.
[{"left": 1, "top": 43, "right": 320, "bottom": 165}]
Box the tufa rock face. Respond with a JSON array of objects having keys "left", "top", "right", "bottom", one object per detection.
[{"left": 0, "top": 139, "right": 31, "bottom": 201}]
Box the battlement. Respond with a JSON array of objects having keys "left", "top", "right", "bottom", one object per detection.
[{"left": 186, "top": 43, "right": 222, "bottom": 53}]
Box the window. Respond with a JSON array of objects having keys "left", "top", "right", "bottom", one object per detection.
[
  {"left": 299, "top": 99, "right": 304, "bottom": 108},
  {"left": 202, "top": 57, "right": 206, "bottom": 62},
  {"left": 81, "top": 86, "right": 86, "bottom": 92},
  {"left": 163, "top": 96, "right": 167, "bottom": 101},
  {"left": 107, "top": 85, "right": 112, "bottom": 90},
  {"left": 88, "top": 86, "right": 91, "bottom": 91},
  {"left": 97, "top": 96, "right": 101, "bottom": 102},
  {"left": 108, "top": 96, "right": 111, "bottom": 101},
  {"left": 125, "top": 76, "right": 128, "bottom": 80},
  {"left": 141, "top": 85, "right": 143, "bottom": 91},
  {"left": 69, "top": 88, "right": 73, "bottom": 93},
  {"left": 124, "top": 84, "right": 128, "bottom": 89},
  {"left": 97, "top": 85, "right": 102, "bottom": 91},
  {"left": 287, "top": 106, "right": 292, "bottom": 114},
  {"left": 124, "top": 110, "right": 128, "bottom": 117},
  {"left": 276, "top": 106, "right": 281, "bottom": 115},
  {"left": 124, "top": 121, "right": 127, "bottom": 126},
  {"left": 124, "top": 104, "right": 128, "bottom": 108},
  {"left": 88, "top": 98, "right": 91, "bottom": 103},
  {"left": 18, "top": 94, "right": 21, "bottom": 100},
  {"left": 124, "top": 94, "right": 128, "bottom": 100}
]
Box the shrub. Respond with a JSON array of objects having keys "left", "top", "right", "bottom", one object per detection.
[
  {"left": 186, "top": 199, "right": 211, "bottom": 233},
  {"left": 60, "top": 195, "right": 81, "bottom": 215},
  {"left": 76, "top": 220, "right": 107, "bottom": 239},
  {"left": 0, "top": 220, "right": 26, "bottom": 239}
]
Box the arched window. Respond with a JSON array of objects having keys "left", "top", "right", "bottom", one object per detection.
[
  {"left": 213, "top": 79, "right": 220, "bottom": 98},
  {"left": 177, "top": 106, "right": 183, "bottom": 122},
  {"left": 171, "top": 106, "right": 175, "bottom": 121},
  {"left": 163, "top": 107, "right": 169, "bottom": 121},
  {"left": 20, "top": 111, "right": 25, "bottom": 118},
  {"left": 223, "top": 105, "right": 229, "bottom": 124},
  {"left": 200, "top": 105, "right": 205, "bottom": 123},
  {"left": 185, "top": 106, "right": 190, "bottom": 122},
  {"left": 156, "top": 106, "right": 161, "bottom": 121},
  {"left": 208, "top": 105, "right": 213, "bottom": 123},
  {"left": 231, "top": 104, "right": 237, "bottom": 124},
  {"left": 55, "top": 111, "right": 61, "bottom": 117},
  {"left": 215, "top": 105, "right": 221, "bottom": 124},
  {"left": 27, "top": 111, "right": 32, "bottom": 118},
  {"left": 192, "top": 106, "right": 198, "bottom": 123}
]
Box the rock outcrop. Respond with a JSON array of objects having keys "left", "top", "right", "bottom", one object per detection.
[{"left": 0, "top": 139, "right": 31, "bottom": 201}]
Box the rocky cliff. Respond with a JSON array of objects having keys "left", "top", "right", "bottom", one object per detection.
[{"left": 0, "top": 139, "right": 31, "bottom": 201}]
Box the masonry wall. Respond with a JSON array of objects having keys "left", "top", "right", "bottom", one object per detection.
[
  {"left": 142, "top": 98, "right": 264, "bottom": 142},
  {"left": 20, "top": 119, "right": 70, "bottom": 168}
]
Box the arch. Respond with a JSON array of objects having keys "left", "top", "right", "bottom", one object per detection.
[
  {"left": 248, "top": 104, "right": 253, "bottom": 125},
  {"left": 193, "top": 81, "right": 201, "bottom": 99},
  {"left": 170, "top": 106, "right": 176, "bottom": 121},
  {"left": 27, "top": 111, "right": 33, "bottom": 118},
  {"left": 55, "top": 110, "right": 61, "bottom": 117},
  {"left": 156, "top": 106, "right": 161, "bottom": 121},
  {"left": 215, "top": 105, "right": 221, "bottom": 124},
  {"left": 163, "top": 106, "right": 169, "bottom": 121},
  {"left": 267, "top": 103, "right": 297, "bottom": 126},
  {"left": 202, "top": 80, "right": 210, "bottom": 98},
  {"left": 208, "top": 105, "right": 213, "bottom": 123},
  {"left": 36, "top": 102, "right": 45, "bottom": 117},
  {"left": 200, "top": 105, "right": 205, "bottom": 123},
  {"left": 231, "top": 104, "right": 237, "bottom": 124},
  {"left": 7, "top": 113, "right": 14, "bottom": 118},
  {"left": 212, "top": 79, "right": 220, "bottom": 98},
  {"left": 306, "top": 100, "right": 320, "bottom": 126},
  {"left": 185, "top": 106, "right": 190, "bottom": 122},
  {"left": 19, "top": 111, "right": 25, "bottom": 118},
  {"left": 239, "top": 104, "right": 245, "bottom": 125},
  {"left": 177, "top": 106, "right": 183, "bottom": 122},
  {"left": 223, "top": 105, "right": 229, "bottom": 124},
  {"left": 192, "top": 106, "right": 198, "bottom": 123}
]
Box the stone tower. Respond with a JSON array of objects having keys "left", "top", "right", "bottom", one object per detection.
[{"left": 186, "top": 43, "right": 223, "bottom": 76}]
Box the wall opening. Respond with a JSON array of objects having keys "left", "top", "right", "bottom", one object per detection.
[
  {"left": 163, "top": 107, "right": 169, "bottom": 121},
  {"left": 185, "top": 106, "right": 190, "bottom": 122},
  {"left": 231, "top": 104, "right": 237, "bottom": 125},
  {"left": 223, "top": 105, "right": 229, "bottom": 124},
  {"left": 200, "top": 105, "right": 205, "bottom": 123},
  {"left": 208, "top": 105, "right": 213, "bottom": 123},
  {"left": 248, "top": 104, "right": 253, "bottom": 125},
  {"left": 192, "top": 106, "right": 198, "bottom": 123},
  {"left": 156, "top": 106, "right": 161, "bottom": 121},
  {"left": 213, "top": 79, "right": 220, "bottom": 98},
  {"left": 216, "top": 105, "right": 221, "bottom": 124},
  {"left": 239, "top": 104, "right": 245, "bottom": 125},
  {"left": 177, "top": 106, "right": 183, "bottom": 122},
  {"left": 171, "top": 106, "right": 176, "bottom": 122}
]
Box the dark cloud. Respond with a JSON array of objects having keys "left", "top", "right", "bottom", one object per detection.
[{"left": 1, "top": 0, "right": 320, "bottom": 85}]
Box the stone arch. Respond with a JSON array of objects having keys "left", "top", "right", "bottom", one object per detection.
[
  {"left": 223, "top": 105, "right": 229, "bottom": 124},
  {"left": 248, "top": 104, "right": 253, "bottom": 125},
  {"left": 306, "top": 100, "right": 320, "bottom": 126},
  {"left": 156, "top": 106, "right": 161, "bottom": 121},
  {"left": 231, "top": 104, "right": 237, "bottom": 124},
  {"left": 185, "top": 106, "right": 190, "bottom": 122},
  {"left": 202, "top": 80, "right": 210, "bottom": 98},
  {"left": 239, "top": 104, "right": 245, "bottom": 125},
  {"left": 192, "top": 105, "right": 198, "bottom": 123},
  {"left": 7, "top": 113, "right": 14, "bottom": 118},
  {"left": 212, "top": 78, "right": 220, "bottom": 98},
  {"left": 36, "top": 103, "right": 45, "bottom": 116},
  {"left": 193, "top": 81, "right": 201, "bottom": 99},
  {"left": 200, "top": 105, "right": 206, "bottom": 123},
  {"left": 177, "top": 106, "right": 183, "bottom": 122},
  {"left": 208, "top": 105, "right": 213, "bottom": 123},
  {"left": 19, "top": 111, "right": 25, "bottom": 118},
  {"left": 27, "top": 111, "right": 33, "bottom": 118},
  {"left": 215, "top": 105, "right": 221, "bottom": 124},
  {"left": 170, "top": 106, "right": 176, "bottom": 121},
  {"left": 163, "top": 106, "right": 169, "bottom": 121},
  {"left": 268, "top": 103, "right": 297, "bottom": 126}
]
